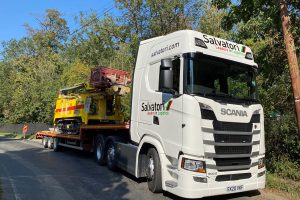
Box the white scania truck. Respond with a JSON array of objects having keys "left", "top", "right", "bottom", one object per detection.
[{"left": 40, "top": 30, "right": 266, "bottom": 198}]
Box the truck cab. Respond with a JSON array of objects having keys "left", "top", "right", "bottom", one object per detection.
[{"left": 130, "top": 30, "right": 265, "bottom": 198}]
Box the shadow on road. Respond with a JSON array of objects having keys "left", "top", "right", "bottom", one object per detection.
[
  {"left": 163, "top": 190, "right": 261, "bottom": 200},
  {"left": 0, "top": 138, "right": 130, "bottom": 200},
  {"left": 0, "top": 138, "right": 263, "bottom": 200},
  {"left": 0, "top": 137, "right": 21, "bottom": 142},
  {"left": 109, "top": 156, "right": 262, "bottom": 200},
  {"left": 0, "top": 178, "right": 3, "bottom": 200}
]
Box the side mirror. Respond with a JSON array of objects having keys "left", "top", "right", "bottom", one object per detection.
[{"left": 159, "top": 59, "right": 173, "bottom": 91}]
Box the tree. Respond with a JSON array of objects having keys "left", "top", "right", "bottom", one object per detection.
[
  {"left": 279, "top": 0, "right": 300, "bottom": 138},
  {"left": 67, "top": 13, "right": 130, "bottom": 67},
  {"left": 60, "top": 59, "right": 90, "bottom": 87},
  {"left": 115, "top": 0, "right": 204, "bottom": 58},
  {"left": 0, "top": 10, "right": 69, "bottom": 123},
  {"left": 212, "top": 0, "right": 300, "bottom": 165},
  {"left": 25, "top": 9, "right": 69, "bottom": 53},
  {"left": 197, "top": 2, "right": 230, "bottom": 39}
]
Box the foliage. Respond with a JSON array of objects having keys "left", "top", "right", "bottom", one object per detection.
[
  {"left": 0, "top": 132, "right": 36, "bottom": 140},
  {"left": 268, "top": 156, "right": 300, "bottom": 181},
  {"left": 213, "top": 0, "right": 300, "bottom": 171},
  {"left": 59, "top": 59, "right": 90, "bottom": 87},
  {"left": 115, "top": 0, "right": 206, "bottom": 57},
  {"left": 197, "top": 3, "right": 230, "bottom": 39},
  {"left": 25, "top": 9, "right": 69, "bottom": 53}
]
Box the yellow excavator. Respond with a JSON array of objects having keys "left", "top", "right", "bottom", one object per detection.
[{"left": 53, "top": 67, "right": 131, "bottom": 134}]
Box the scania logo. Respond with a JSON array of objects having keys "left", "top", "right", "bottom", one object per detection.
[{"left": 221, "top": 108, "right": 248, "bottom": 117}]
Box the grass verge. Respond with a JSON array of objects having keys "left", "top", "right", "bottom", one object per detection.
[
  {"left": 267, "top": 173, "right": 300, "bottom": 199},
  {"left": 0, "top": 132, "right": 17, "bottom": 137},
  {"left": 0, "top": 132, "right": 36, "bottom": 140}
]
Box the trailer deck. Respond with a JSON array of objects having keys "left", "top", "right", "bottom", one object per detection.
[{"left": 36, "top": 123, "right": 130, "bottom": 141}]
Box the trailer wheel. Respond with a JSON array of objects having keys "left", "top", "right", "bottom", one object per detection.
[
  {"left": 146, "top": 148, "right": 162, "bottom": 193},
  {"left": 106, "top": 141, "right": 117, "bottom": 171},
  {"left": 95, "top": 135, "right": 106, "bottom": 165},
  {"left": 42, "top": 137, "right": 48, "bottom": 148},
  {"left": 53, "top": 138, "right": 60, "bottom": 152},
  {"left": 48, "top": 138, "right": 54, "bottom": 149}
]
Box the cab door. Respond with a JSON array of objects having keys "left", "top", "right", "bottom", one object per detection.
[{"left": 151, "top": 57, "right": 183, "bottom": 159}]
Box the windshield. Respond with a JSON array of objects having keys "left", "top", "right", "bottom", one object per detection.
[{"left": 185, "top": 55, "right": 257, "bottom": 102}]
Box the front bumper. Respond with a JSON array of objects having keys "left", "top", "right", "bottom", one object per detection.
[{"left": 165, "top": 155, "right": 266, "bottom": 199}]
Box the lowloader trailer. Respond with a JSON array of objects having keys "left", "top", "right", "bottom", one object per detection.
[{"left": 37, "top": 30, "right": 265, "bottom": 198}]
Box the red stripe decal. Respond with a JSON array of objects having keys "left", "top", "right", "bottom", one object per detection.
[
  {"left": 55, "top": 105, "right": 84, "bottom": 113},
  {"left": 167, "top": 100, "right": 173, "bottom": 111}
]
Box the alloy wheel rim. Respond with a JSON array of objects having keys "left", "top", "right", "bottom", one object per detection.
[
  {"left": 96, "top": 145, "right": 102, "bottom": 160},
  {"left": 107, "top": 145, "right": 115, "bottom": 164},
  {"left": 147, "top": 157, "right": 154, "bottom": 180}
]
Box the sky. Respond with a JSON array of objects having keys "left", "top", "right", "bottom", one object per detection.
[{"left": 0, "top": 0, "right": 117, "bottom": 43}]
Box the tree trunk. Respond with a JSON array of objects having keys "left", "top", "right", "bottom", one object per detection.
[{"left": 279, "top": 0, "right": 300, "bottom": 138}]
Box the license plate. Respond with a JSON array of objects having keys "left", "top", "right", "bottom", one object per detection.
[{"left": 227, "top": 185, "right": 244, "bottom": 193}]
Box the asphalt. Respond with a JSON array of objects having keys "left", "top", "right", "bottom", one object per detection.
[{"left": 0, "top": 137, "right": 288, "bottom": 200}]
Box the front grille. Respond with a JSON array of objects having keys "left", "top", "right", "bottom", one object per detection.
[
  {"left": 213, "top": 121, "right": 252, "bottom": 132},
  {"left": 202, "top": 110, "right": 259, "bottom": 168},
  {"left": 215, "top": 173, "right": 251, "bottom": 182},
  {"left": 214, "top": 134, "right": 252, "bottom": 143},
  {"left": 214, "top": 158, "right": 251, "bottom": 166},
  {"left": 215, "top": 146, "right": 252, "bottom": 155}
]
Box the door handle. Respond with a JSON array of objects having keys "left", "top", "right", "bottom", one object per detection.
[{"left": 153, "top": 116, "right": 159, "bottom": 125}]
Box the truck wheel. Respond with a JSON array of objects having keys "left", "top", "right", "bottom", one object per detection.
[
  {"left": 95, "top": 135, "right": 106, "bottom": 165},
  {"left": 53, "top": 138, "right": 60, "bottom": 152},
  {"left": 146, "top": 148, "right": 162, "bottom": 193},
  {"left": 42, "top": 137, "right": 48, "bottom": 148},
  {"left": 48, "top": 138, "right": 54, "bottom": 149},
  {"left": 106, "top": 141, "right": 117, "bottom": 171}
]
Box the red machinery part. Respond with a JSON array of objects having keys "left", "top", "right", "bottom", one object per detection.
[{"left": 90, "top": 67, "right": 131, "bottom": 89}]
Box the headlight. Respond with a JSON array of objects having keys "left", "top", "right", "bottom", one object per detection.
[
  {"left": 181, "top": 158, "right": 206, "bottom": 173},
  {"left": 258, "top": 157, "right": 265, "bottom": 169}
]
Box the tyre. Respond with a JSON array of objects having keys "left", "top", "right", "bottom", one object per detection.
[
  {"left": 106, "top": 141, "right": 117, "bottom": 171},
  {"left": 146, "top": 148, "right": 162, "bottom": 193},
  {"left": 42, "top": 137, "right": 48, "bottom": 148},
  {"left": 94, "top": 135, "right": 106, "bottom": 165},
  {"left": 53, "top": 138, "right": 60, "bottom": 152},
  {"left": 48, "top": 138, "right": 54, "bottom": 149}
]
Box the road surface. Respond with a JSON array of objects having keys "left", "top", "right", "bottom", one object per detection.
[{"left": 0, "top": 137, "right": 287, "bottom": 200}]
